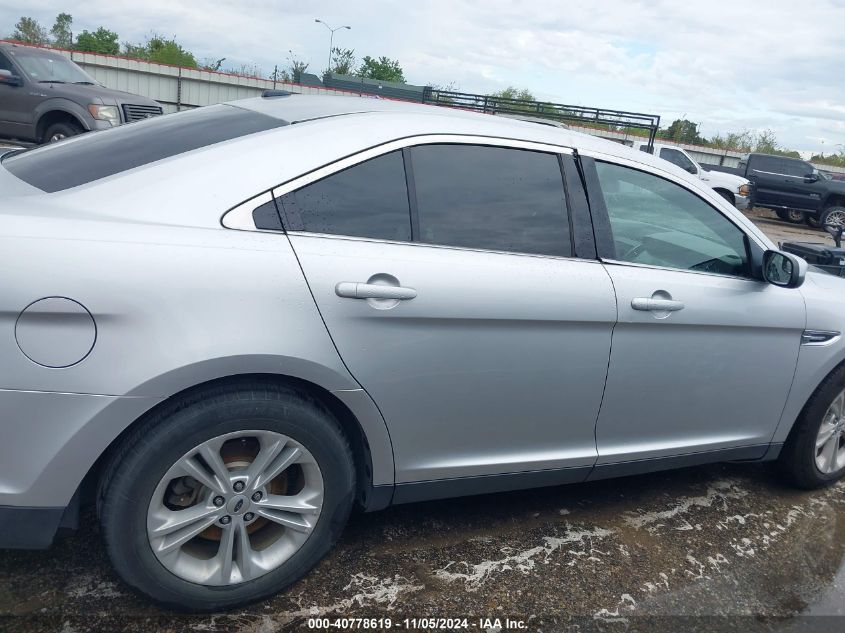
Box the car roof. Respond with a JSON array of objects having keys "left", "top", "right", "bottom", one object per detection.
[{"left": 232, "top": 93, "right": 672, "bottom": 166}]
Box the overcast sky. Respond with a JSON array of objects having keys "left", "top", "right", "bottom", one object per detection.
[{"left": 1, "top": 0, "right": 843, "bottom": 155}]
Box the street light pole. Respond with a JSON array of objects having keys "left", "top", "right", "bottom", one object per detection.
[{"left": 314, "top": 19, "right": 351, "bottom": 72}]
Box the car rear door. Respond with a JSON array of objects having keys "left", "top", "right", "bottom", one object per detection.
[
  {"left": 279, "top": 137, "right": 617, "bottom": 492},
  {"left": 580, "top": 154, "right": 805, "bottom": 470}
]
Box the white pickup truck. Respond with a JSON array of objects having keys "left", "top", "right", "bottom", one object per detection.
[{"left": 632, "top": 141, "right": 752, "bottom": 210}]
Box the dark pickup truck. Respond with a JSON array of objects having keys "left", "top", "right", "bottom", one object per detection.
[{"left": 703, "top": 153, "right": 845, "bottom": 228}]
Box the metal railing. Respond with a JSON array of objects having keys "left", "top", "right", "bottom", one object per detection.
[{"left": 422, "top": 88, "right": 661, "bottom": 151}]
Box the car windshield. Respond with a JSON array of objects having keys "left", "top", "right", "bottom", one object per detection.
[{"left": 7, "top": 48, "right": 96, "bottom": 84}]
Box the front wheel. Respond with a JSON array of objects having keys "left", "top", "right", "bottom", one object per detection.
[
  {"left": 779, "top": 365, "right": 845, "bottom": 489},
  {"left": 99, "top": 381, "right": 355, "bottom": 611},
  {"left": 42, "top": 121, "right": 83, "bottom": 144}
]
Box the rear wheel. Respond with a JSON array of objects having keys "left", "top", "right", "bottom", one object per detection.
[
  {"left": 99, "top": 381, "right": 355, "bottom": 611},
  {"left": 775, "top": 209, "right": 790, "bottom": 221},
  {"left": 805, "top": 214, "right": 822, "bottom": 229},
  {"left": 779, "top": 365, "right": 845, "bottom": 489},
  {"left": 42, "top": 120, "right": 83, "bottom": 144},
  {"left": 786, "top": 209, "right": 806, "bottom": 224}
]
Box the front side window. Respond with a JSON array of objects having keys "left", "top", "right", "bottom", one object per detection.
[
  {"left": 595, "top": 162, "right": 750, "bottom": 277},
  {"left": 785, "top": 160, "right": 813, "bottom": 178},
  {"left": 278, "top": 151, "right": 411, "bottom": 242},
  {"left": 410, "top": 144, "right": 571, "bottom": 257},
  {"left": 0, "top": 52, "right": 15, "bottom": 74},
  {"left": 659, "top": 148, "right": 696, "bottom": 174}
]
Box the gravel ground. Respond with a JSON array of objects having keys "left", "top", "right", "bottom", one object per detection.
[{"left": 1, "top": 209, "right": 843, "bottom": 633}]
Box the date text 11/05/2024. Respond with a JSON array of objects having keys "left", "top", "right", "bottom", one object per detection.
[{"left": 306, "top": 617, "right": 528, "bottom": 630}]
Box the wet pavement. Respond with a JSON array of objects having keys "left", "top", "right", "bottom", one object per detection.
[
  {"left": 2, "top": 463, "right": 845, "bottom": 632},
  {"left": 2, "top": 210, "right": 844, "bottom": 633}
]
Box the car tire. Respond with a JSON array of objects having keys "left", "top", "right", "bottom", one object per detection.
[
  {"left": 786, "top": 209, "right": 806, "bottom": 224},
  {"left": 820, "top": 206, "right": 845, "bottom": 230},
  {"left": 775, "top": 209, "right": 790, "bottom": 221},
  {"left": 98, "top": 380, "right": 355, "bottom": 612},
  {"left": 805, "top": 214, "right": 822, "bottom": 229},
  {"left": 779, "top": 364, "right": 845, "bottom": 489},
  {"left": 42, "top": 121, "right": 83, "bottom": 144}
]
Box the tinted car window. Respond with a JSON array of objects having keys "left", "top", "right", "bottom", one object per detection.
[
  {"left": 2, "top": 105, "right": 287, "bottom": 193},
  {"left": 751, "top": 155, "right": 786, "bottom": 173},
  {"left": 0, "top": 52, "right": 14, "bottom": 74},
  {"left": 785, "top": 161, "right": 812, "bottom": 178},
  {"left": 659, "top": 148, "right": 695, "bottom": 173},
  {"left": 595, "top": 162, "right": 750, "bottom": 277},
  {"left": 278, "top": 151, "right": 411, "bottom": 241},
  {"left": 410, "top": 144, "right": 571, "bottom": 257}
]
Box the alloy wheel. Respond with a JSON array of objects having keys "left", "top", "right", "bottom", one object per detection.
[
  {"left": 146, "top": 430, "right": 324, "bottom": 586},
  {"left": 815, "top": 389, "right": 845, "bottom": 474}
]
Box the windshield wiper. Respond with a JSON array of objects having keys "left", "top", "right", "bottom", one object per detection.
[
  {"left": 38, "top": 79, "right": 66, "bottom": 83},
  {"left": 73, "top": 81, "right": 96, "bottom": 85}
]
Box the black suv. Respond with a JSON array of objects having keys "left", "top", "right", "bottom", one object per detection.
[
  {"left": 0, "top": 41, "right": 162, "bottom": 144},
  {"left": 718, "top": 153, "right": 845, "bottom": 228}
]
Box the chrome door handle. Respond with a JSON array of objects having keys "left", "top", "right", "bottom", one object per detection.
[
  {"left": 335, "top": 282, "right": 417, "bottom": 300},
  {"left": 631, "top": 297, "right": 685, "bottom": 312}
]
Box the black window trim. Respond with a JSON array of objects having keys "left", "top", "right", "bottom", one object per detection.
[
  {"left": 222, "top": 134, "right": 600, "bottom": 262},
  {"left": 578, "top": 152, "right": 768, "bottom": 283}
]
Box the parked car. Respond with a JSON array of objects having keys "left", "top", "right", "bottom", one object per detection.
[
  {"left": 632, "top": 141, "right": 752, "bottom": 210},
  {"left": 703, "top": 153, "right": 845, "bottom": 228},
  {"left": 0, "top": 41, "right": 162, "bottom": 144},
  {"left": 2, "top": 95, "right": 845, "bottom": 612}
]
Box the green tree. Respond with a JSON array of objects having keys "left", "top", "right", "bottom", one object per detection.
[
  {"left": 122, "top": 35, "right": 197, "bottom": 67},
  {"left": 489, "top": 86, "right": 535, "bottom": 102},
  {"left": 662, "top": 118, "right": 706, "bottom": 144},
  {"left": 286, "top": 51, "right": 309, "bottom": 82},
  {"left": 146, "top": 36, "right": 197, "bottom": 67},
  {"left": 326, "top": 47, "right": 355, "bottom": 76},
  {"left": 50, "top": 13, "right": 73, "bottom": 49},
  {"left": 75, "top": 27, "right": 119, "bottom": 55},
  {"left": 357, "top": 55, "right": 405, "bottom": 83},
  {"left": 11, "top": 16, "right": 48, "bottom": 45}
]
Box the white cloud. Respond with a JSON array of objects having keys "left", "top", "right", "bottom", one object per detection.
[{"left": 0, "top": 0, "right": 842, "bottom": 152}]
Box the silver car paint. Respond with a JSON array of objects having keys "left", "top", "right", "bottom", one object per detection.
[
  {"left": 1, "top": 95, "right": 844, "bottom": 514},
  {"left": 288, "top": 233, "right": 616, "bottom": 482}
]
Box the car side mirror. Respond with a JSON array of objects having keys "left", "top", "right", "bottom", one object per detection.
[
  {"left": 823, "top": 222, "right": 844, "bottom": 248},
  {"left": 805, "top": 172, "right": 819, "bottom": 183},
  {"left": 763, "top": 250, "right": 806, "bottom": 288},
  {"left": 0, "top": 69, "right": 21, "bottom": 86}
]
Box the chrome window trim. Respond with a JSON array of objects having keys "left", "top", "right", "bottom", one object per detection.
[
  {"left": 222, "top": 134, "right": 575, "bottom": 234},
  {"left": 601, "top": 258, "right": 762, "bottom": 283},
  {"left": 272, "top": 134, "right": 574, "bottom": 198},
  {"left": 287, "top": 230, "right": 602, "bottom": 264}
]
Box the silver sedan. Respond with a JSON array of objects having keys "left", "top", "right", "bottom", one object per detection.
[{"left": 1, "top": 95, "right": 844, "bottom": 610}]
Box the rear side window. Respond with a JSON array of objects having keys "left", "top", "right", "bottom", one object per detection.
[
  {"left": 2, "top": 105, "right": 287, "bottom": 193},
  {"left": 410, "top": 144, "right": 571, "bottom": 257},
  {"left": 751, "top": 155, "right": 785, "bottom": 173},
  {"left": 278, "top": 151, "right": 411, "bottom": 242}
]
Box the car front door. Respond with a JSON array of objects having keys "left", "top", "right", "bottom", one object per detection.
[
  {"left": 580, "top": 155, "right": 805, "bottom": 469},
  {"left": 781, "top": 160, "right": 824, "bottom": 212},
  {"left": 280, "top": 138, "right": 617, "bottom": 492},
  {"left": 748, "top": 155, "right": 796, "bottom": 209}
]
